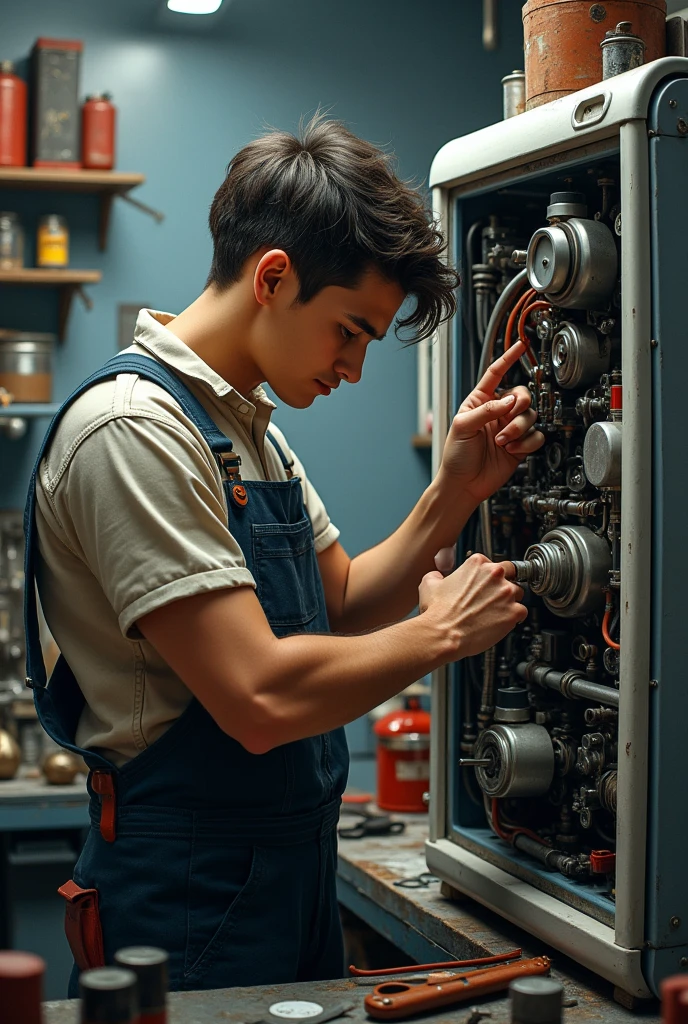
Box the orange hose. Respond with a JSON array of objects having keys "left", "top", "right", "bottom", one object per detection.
[
  {"left": 504, "top": 288, "right": 536, "bottom": 352},
  {"left": 602, "top": 591, "right": 621, "bottom": 651}
]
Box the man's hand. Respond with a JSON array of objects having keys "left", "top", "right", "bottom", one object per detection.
[
  {"left": 419, "top": 553, "right": 526, "bottom": 659},
  {"left": 440, "top": 340, "right": 544, "bottom": 505}
]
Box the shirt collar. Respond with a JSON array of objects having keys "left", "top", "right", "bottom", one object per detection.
[{"left": 132, "top": 308, "right": 276, "bottom": 414}]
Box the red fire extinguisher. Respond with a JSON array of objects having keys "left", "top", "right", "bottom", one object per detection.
[
  {"left": 82, "top": 94, "right": 116, "bottom": 170},
  {"left": 0, "top": 61, "right": 27, "bottom": 167},
  {"left": 373, "top": 698, "right": 430, "bottom": 813}
]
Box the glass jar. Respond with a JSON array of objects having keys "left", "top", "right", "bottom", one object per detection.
[
  {"left": 0, "top": 211, "right": 24, "bottom": 269},
  {"left": 37, "top": 214, "right": 69, "bottom": 268}
]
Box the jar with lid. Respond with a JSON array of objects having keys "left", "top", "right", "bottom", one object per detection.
[
  {"left": 0, "top": 212, "right": 24, "bottom": 268},
  {"left": 37, "top": 214, "right": 69, "bottom": 268}
]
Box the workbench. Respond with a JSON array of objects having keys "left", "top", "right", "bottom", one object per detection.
[
  {"left": 0, "top": 772, "right": 89, "bottom": 998},
  {"left": 43, "top": 812, "right": 661, "bottom": 1022}
]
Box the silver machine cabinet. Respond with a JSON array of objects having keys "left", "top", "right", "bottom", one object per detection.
[{"left": 424, "top": 59, "right": 688, "bottom": 1003}]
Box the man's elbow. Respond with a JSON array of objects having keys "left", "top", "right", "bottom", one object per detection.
[{"left": 218, "top": 693, "right": 286, "bottom": 756}]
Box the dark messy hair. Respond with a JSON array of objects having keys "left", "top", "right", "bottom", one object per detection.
[{"left": 206, "top": 114, "right": 459, "bottom": 341}]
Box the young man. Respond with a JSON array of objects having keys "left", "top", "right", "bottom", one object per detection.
[{"left": 25, "top": 116, "right": 542, "bottom": 993}]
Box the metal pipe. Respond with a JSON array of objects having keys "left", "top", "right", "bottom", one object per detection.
[
  {"left": 516, "top": 662, "right": 619, "bottom": 708},
  {"left": 477, "top": 268, "right": 529, "bottom": 379},
  {"left": 615, "top": 118, "right": 652, "bottom": 951}
]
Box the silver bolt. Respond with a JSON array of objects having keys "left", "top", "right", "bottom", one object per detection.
[
  {"left": 671, "top": 916, "right": 681, "bottom": 929},
  {"left": 542, "top": 257, "right": 549, "bottom": 267},
  {"left": 669, "top": 99, "right": 678, "bottom": 109},
  {"left": 382, "top": 998, "right": 392, "bottom": 1006},
  {"left": 650, "top": 679, "right": 659, "bottom": 688},
  {"left": 681, "top": 957, "right": 688, "bottom": 968},
  {"left": 651, "top": 339, "right": 659, "bottom": 349}
]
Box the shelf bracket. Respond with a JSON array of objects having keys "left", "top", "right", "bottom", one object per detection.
[
  {"left": 58, "top": 284, "right": 93, "bottom": 342},
  {"left": 117, "top": 192, "right": 166, "bottom": 224}
]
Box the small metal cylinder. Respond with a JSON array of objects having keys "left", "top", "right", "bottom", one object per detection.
[
  {"left": 502, "top": 70, "right": 525, "bottom": 119},
  {"left": 80, "top": 968, "right": 138, "bottom": 1024},
  {"left": 510, "top": 976, "right": 563, "bottom": 1023},
  {"left": 583, "top": 420, "right": 622, "bottom": 488},
  {"left": 601, "top": 22, "right": 646, "bottom": 80}
]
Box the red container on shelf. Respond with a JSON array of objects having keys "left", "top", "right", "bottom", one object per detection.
[
  {"left": 0, "top": 61, "right": 27, "bottom": 167},
  {"left": 373, "top": 699, "right": 430, "bottom": 813},
  {"left": 82, "top": 94, "right": 116, "bottom": 170}
]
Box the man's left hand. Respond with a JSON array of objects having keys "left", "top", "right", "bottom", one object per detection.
[{"left": 440, "top": 340, "right": 545, "bottom": 505}]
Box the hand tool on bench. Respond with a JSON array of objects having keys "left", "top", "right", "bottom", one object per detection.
[{"left": 364, "top": 956, "right": 551, "bottom": 1020}]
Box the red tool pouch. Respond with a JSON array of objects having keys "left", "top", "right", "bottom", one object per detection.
[{"left": 58, "top": 879, "right": 105, "bottom": 972}]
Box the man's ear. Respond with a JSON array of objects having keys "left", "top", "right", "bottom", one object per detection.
[{"left": 254, "top": 249, "right": 292, "bottom": 305}]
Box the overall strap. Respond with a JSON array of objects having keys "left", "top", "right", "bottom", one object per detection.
[
  {"left": 266, "top": 428, "right": 295, "bottom": 478},
  {"left": 24, "top": 353, "right": 235, "bottom": 691}
]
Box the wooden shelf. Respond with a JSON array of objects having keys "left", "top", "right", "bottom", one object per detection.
[
  {"left": 0, "top": 269, "right": 101, "bottom": 285},
  {"left": 0, "top": 268, "right": 102, "bottom": 340},
  {"left": 0, "top": 168, "right": 146, "bottom": 250},
  {"left": 412, "top": 433, "right": 432, "bottom": 449},
  {"left": 0, "top": 403, "right": 59, "bottom": 418}
]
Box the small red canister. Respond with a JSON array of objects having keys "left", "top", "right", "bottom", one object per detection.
[
  {"left": 373, "top": 699, "right": 430, "bottom": 813},
  {"left": 82, "top": 93, "right": 116, "bottom": 170},
  {"left": 0, "top": 61, "right": 27, "bottom": 167}
]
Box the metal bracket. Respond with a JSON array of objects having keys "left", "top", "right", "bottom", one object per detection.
[{"left": 117, "top": 192, "right": 166, "bottom": 224}]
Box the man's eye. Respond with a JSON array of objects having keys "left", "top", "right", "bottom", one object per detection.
[{"left": 340, "top": 324, "right": 355, "bottom": 341}]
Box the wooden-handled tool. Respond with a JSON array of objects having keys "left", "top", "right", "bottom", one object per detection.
[{"left": 364, "top": 956, "right": 551, "bottom": 1020}]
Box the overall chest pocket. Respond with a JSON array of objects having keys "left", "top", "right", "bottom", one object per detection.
[{"left": 251, "top": 518, "right": 321, "bottom": 630}]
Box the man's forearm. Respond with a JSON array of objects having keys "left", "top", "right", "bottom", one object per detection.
[
  {"left": 243, "top": 611, "right": 457, "bottom": 753},
  {"left": 335, "top": 471, "right": 476, "bottom": 632}
]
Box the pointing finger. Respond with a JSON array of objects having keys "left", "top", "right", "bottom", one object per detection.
[{"left": 474, "top": 341, "right": 526, "bottom": 397}]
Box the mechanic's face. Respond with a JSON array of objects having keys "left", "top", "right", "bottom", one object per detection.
[{"left": 251, "top": 251, "right": 405, "bottom": 408}]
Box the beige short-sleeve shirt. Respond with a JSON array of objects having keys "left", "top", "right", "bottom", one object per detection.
[{"left": 35, "top": 310, "right": 339, "bottom": 765}]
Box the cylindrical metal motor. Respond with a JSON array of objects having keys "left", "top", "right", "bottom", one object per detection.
[
  {"left": 583, "top": 420, "right": 622, "bottom": 487},
  {"left": 511, "top": 525, "right": 612, "bottom": 618},
  {"left": 551, "top": 322, "right": 611, "bottom": 389},
  {"left": 526, "top": 217, "right": 618, "bottom": 310},
  {"left": 522, "top": 0, "right": 666, "bottom": 110},
  {"left": 474, "top": 722, "right": 554, "bottom": 798}
]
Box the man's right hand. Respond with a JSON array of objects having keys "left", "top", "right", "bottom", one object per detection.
[{"left": 418, "top": 553, "right": 526, "bottom": 659}]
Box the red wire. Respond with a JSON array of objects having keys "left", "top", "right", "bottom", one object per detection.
[
  {"left": 504, "top": 288, "right": 536, "bottom": 352},
  {"left": 602, "top": 591, "right": 621, "bottom": 651},
  {"left": 491, "top": 799, "right": 551, "bottom": 847}
]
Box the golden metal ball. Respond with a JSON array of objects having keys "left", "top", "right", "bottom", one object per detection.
[
  {"left": 42, "top": 750, "right": 81, "bottom": 785},
  {"left": 0, "top": 728, "right": 21, "bottom": 780}
]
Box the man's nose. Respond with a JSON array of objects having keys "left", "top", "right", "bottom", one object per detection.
[{"left": 335, "top": 345, "right": 366, "bottom": 385}]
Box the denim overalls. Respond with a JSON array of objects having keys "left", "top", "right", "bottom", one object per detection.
[{"left": 23, "top": 354, "right": 350, "bottom": 993}]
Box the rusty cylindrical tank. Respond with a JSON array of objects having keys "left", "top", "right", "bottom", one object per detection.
[{"left": 522, "top": 0, "right": 667, "bottom": 110}]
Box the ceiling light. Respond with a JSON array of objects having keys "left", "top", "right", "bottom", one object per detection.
[{"left": 167, "top": 0, "right": 223, "bottom": 13}]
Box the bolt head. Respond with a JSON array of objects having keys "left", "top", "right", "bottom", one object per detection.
[
  {"left": 671, "top": 916, "right": 681, "bottom": 929},
  {"left": 681, "top": 957, "right": 688, "bottom": 968},
  {"left": 670, "top": 99, "right": 678, "bottom": 109}
]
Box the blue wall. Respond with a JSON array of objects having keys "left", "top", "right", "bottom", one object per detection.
[{"left": 1, "top": 0, "right": 526, "bottom": 783}]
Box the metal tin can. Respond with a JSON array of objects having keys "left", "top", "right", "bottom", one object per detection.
[
  {"left": 0, "top": 331, "right": 55, "bottom": 402},
  {"left": 82, "top": 93, "right": 116, "bottom": 170},
  {"left": 0, "top": 61, "right": 27, "bottom": 167},
  {"left": 0, "top": 212, "right": 24, "bottom": 268},
  {"left": 522, "top": 0, "right": 666, "bottom": 110},
  {"left": 601, "top": 21, "right": 646, "bottom": 78},
  {"left": 502, "top": 70, "right": 526, "bottom": 119},
  {"left": 37, "top": 214, "right": 69, "bottom": 268}
]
